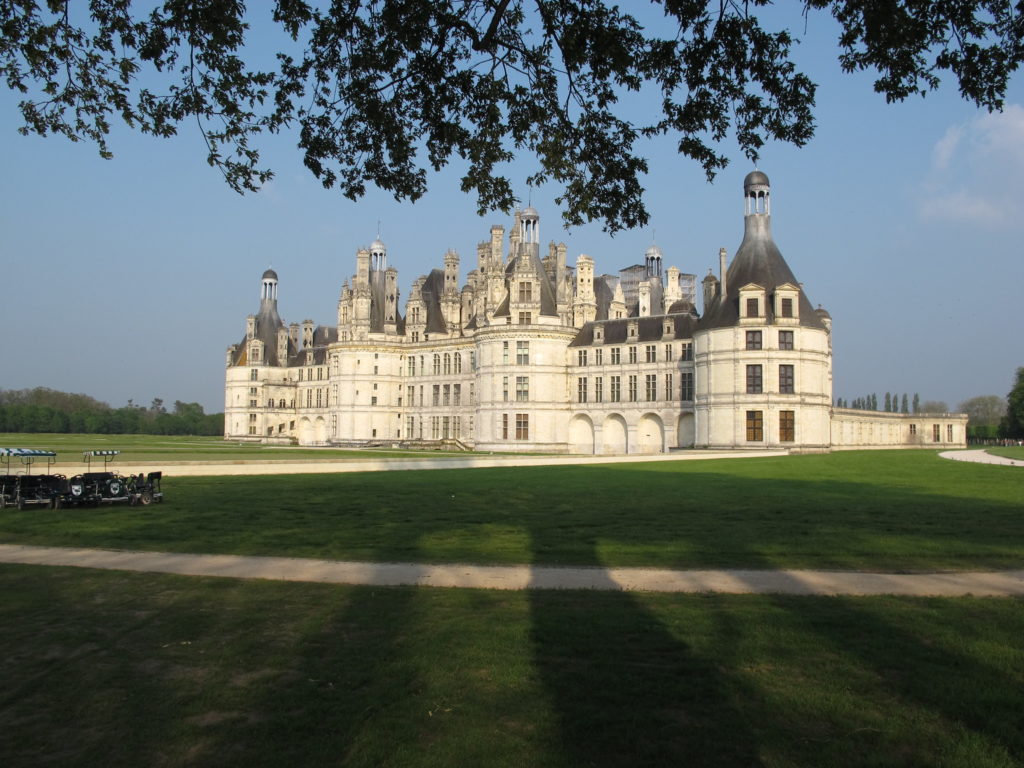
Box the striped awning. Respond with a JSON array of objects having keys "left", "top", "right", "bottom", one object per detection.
[
  {"left": 0, "top": 448, "right": 57, "bottom": 457},
  {"left": 84, "top": 450, "right": 120, "bottom": 456}
]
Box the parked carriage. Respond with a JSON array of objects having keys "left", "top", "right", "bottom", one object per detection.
[{"left": 0, "top": 448, "right": 67, "bottom": 509}]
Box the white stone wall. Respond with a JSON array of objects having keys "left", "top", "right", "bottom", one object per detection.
[
  {"left": 694, "top": 324, "right": 833, "bottom": 450},
  {"left": 831, "top": 409, "right": 967, "bottom": 449}
]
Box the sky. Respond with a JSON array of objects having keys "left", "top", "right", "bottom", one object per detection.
[{"left": 1, "top": 7, "right": 1022, "bottom": 415}]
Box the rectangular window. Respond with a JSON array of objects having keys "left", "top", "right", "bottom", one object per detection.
[
  {"left": 665, "top": 344, "right": 673, "bottom": 361},
  {"left": 577, "top": 349, "right": 588, "bottom": 366},
  {"left": 432, "top": 385, "right": 440, "bottom": 406},
  {"left": 665, "top": 374, "right": 673, "bottom": 401},
  {"left": 518, "top": 281, "right": 532, "bottom": 302},
  {"left": 629, "top": 346, "right": 637, "bottom": 363},
  {"left": 431, "top": 416, "right": 440, "bottom": 440},
  {"left": 595, "top": 376, "right": 603, "bottom": 403},
  {"left": 910, "top": 423, "right": 917, "bottom": 436},
  {"left": 443, "top": 384, "right": 450, "bottom": 406},
  {"left": 502, "top": 413, "right": 509, "bottom": 440},
  {"left": 406, "top": 416, "right": 414, "bottom": 438},
  {"left": 628, "top": 374, "right": 638, "bottom": 402},
  {"left": 408, "top": 357, "right": 415, "bottom": 376},
  {"left": 611, "top": 347, "right": 621, "bottom": 364},
  {"left": 645, "top": 345, "right": 656, "bottom": 363},
  {"left": 578, "top": 377, "right": 588, "bottom": 403},
  {"left": 408, "top": 385, "right": 415, "bottom": 406},
  {"left": 746, "top": 330, "right": 762, "bottom": 350},
  {"left": 503, "top": 341, "right": 509, "bottom": 365},
  {"left": 645, "top": 374, "right": 657, "bottom": 401},
  {"left": 250, "top": 368, "right": 259, "bottom": 381},
  {"left": 503, "top": 376, "right": 509, "bottom": 402},
  {"left": 611, "top": 375, "right": 621, "bottom": 402},
  {"left": 518, "top": 312, "right": 532, "bottom": 325},
  {"left": 779, "top": 365, "right": 794, "bottom": 394},
  {"left": 442, "top": 416, "right": 450, "bottom": 439},
  {"left": 948, "top": 424, "right": 954, "bottom": 442},
  {"left": 595, "top": 349, "right": 603, "bottom": 365},
  {"left": 419, "top": 385, "right": 423, "bottom": 406},
  {"left": 453, "top": 384, "right": 461, "bottom": 406},
  {"left": 681, "top": 342, "right": 693, "bottom": 361},
  {"left": 746, "top": 364, "right": 763, "bottom": 394},
  {"left": 516, "top": 413, "right": 529, "bottom": 440},
  {"left": 746, "top": 410, "right": 764, "bottom": 441},
  {"left": 746, "top": 298, "right": 759, "bottom": 317},
  {"left": 516, "top": 376, "right": 529, "bottom": 402},
  {"left": 370, "top": 396, "right": 377, "bottom": 406},
  {"left": 781, "top": 297, "right": 794, "bottom": 318},
  {"left": 780, "top": 411, "right": 795, "bottom": 442},
  {"left": 933, "top": 424, "right": 941, "bottom": 442},
  {"left": 517, "top": 341, "right": 529, "bottom": 365},
  {"left": 779, "top": 330, "right": 794, "bottom": 350}
]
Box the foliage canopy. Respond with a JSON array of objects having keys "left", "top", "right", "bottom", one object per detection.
[{"left": 2, "top": 1, "right": 1021, "bottom": 231}]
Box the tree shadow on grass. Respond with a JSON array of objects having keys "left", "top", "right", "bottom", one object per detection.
[{"left": 524, "top": 518, "right": 765, "bottom": 767}]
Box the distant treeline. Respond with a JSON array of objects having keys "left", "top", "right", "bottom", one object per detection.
[{"left": 0, "top": 388, "right": 223, "bottom": 436}]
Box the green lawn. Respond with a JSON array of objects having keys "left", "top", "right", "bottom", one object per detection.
[
  {"left": 0, "top": 432, "right": 510, "bottom": 466},
  {"left": 1, "top": 451, "right": 1021, "bottom": 571},
  {"left": 1, "top": 564, "right": 1021, "bottom": 768}
]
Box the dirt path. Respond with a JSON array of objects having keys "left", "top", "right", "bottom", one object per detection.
[
  {"left": 939, "top": 449, "right": 1024, "bottom": 467},
  {"left": 2, "top": 544, "right": 1022, "bottom": 596}
]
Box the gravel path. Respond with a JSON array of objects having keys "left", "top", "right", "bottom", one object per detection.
[
  {"left": 939, "top": 449, "right": 1024, "bottom": 466},
  {"left": 2, "top": 544, "right": 1022, "bottom": 596}
]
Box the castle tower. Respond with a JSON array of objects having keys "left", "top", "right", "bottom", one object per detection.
[{"left": 644, "top": 244, "right": 663, "bottom": 278}]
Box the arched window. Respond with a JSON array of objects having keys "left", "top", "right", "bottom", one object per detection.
[
  {"left": 444, "top": 353, "right": 451, "bottom": 374},
  {"left": 433, "top": 354, "right": 441, "bottom": 374},
  {"left": 454, "top": 353, "right": 462, "bottom": 373}
]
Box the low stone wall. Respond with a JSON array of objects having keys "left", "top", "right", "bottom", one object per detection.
[{"left": 830, "top": 408, "right": 967, "bottom": 450}]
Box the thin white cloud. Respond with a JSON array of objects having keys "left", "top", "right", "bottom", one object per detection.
[{"left": 920, "top": 104, "right": 1024, "bottom": 227}]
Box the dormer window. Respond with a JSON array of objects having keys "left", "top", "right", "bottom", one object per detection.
[
  {"left": 738, "top": 283, "right": 767, "bottom": 324},
  {"left": 774, "top": 284, "right": 800, "bottom": 323},
  {"left": 594, "top": 326, "right": 604, "bottom": 344},
  {"left": 518, "top": 281, "right": 532, "bottom": 302}
]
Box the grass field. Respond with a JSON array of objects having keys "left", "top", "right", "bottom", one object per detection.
[
  {"left": 1, "top": 564, "right": 1021, "bottom": 767},
  {"left": 2, "top": 448, "right": 1023, "bottom": 766},
  {"left": 0, "top": 450, "right": 1022, "bottom": 571},
  {"left": 0, "top": 432, "right": 495, "bottom": 466}
]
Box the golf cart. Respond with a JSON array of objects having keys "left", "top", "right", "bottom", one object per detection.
[{"left": 66, "top": 450, "right": 131, "bottom": 507}]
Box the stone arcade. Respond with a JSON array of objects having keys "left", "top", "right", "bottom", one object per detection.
[{"left": 225, "top": 172, "right": 967, "bottom": 453}]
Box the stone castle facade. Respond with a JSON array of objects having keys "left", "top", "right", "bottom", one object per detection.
[{"left": 225, "top": 172, "right": 967, "bottom": 453}]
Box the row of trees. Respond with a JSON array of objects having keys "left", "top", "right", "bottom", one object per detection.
[
  {"left": 0, "top": 388, "right": 223, "bottom": 436},
  {"left": 835, "top": 393, "right": 934, "bottom": 413}
]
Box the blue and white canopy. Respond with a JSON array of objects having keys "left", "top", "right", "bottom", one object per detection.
[{"left": 0, "top": 448, "right": 57, "bottom": 457}]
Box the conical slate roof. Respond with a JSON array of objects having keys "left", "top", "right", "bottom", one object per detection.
[{"left": 699, "top": 177, "right": 826, "bottom": 331}]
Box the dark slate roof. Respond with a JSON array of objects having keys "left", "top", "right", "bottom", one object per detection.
[
  {"left": 501, "top": 253, "right": 559, "bottom": 316},
  {"left": 419, "top": 269, "right": 450, "bottom": 334},
  {"left": 569, "top": 312, "right": 699, "bottom": 347},
  {"left": 594, "top": 275, "right": 616, "bottom": 321},
  {"left": 230, "top": 300, "right": 288, "bottom": 366},
  {"left": 369, "top": 271, "right": 387, "bottom": 332},
  {"left": 698, "top": 214, "right": 825, "bottom": 331}
]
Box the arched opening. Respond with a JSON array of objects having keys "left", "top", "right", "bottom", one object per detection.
[
  {"left": 677, "top": 413, "right": 696, "bottom": 448},
  {"left": 569, "top": 415, "right": 596, "bottom": 455},
  {"left": 297, "top": 417, "right": 314, "bottom": 445},
  {"left": 602, "top": 414, "right": 628, "bottom": 455},
  {"left": 638, "top": 413, "right": 664, "bottom": 454},
  {"left": 314, "top": 417, "right": 328, "bottom": 444}
]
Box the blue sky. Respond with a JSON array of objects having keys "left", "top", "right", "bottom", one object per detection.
[{"left": 1, "top": 7, "right": 1022, "bottom": 414}]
